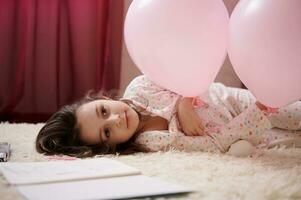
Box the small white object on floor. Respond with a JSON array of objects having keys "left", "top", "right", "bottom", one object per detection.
[{"left": 227, "top": 140, "right": 255, "bottom": 157}]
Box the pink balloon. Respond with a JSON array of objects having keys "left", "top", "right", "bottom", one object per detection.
[
  {"left": 124, "top": 0, "right": 229, "bottom": 96},
  {"left": 228, "top": 0, "right": 301, "bottom": 107}
]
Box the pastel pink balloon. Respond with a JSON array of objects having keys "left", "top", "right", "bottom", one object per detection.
[
  {"left": 124, "top": 0, "right": 229, "bottom": 96},
  {"left": 228, "top": 0, "right": 301, "bottom": 107}
]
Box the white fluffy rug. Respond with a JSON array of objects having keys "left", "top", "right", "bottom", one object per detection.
[{"left": 1, "top": 122, "right": 301, "bottom": 200}]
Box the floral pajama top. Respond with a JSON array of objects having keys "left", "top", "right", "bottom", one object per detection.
[{"left": 122, "top": 75, "right": 301, "bottom": 155}]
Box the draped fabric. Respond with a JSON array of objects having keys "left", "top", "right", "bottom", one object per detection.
[{"left": 0, "top": 0, "right": 124, "bottom": 122}]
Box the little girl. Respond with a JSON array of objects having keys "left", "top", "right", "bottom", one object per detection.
[{"left": 36, "top": 75, "right": 301, "bottom": 158}]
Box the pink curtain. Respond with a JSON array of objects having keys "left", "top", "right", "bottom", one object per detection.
[{"left": 0, "top": 0, "right": 124, "bottom": 122}]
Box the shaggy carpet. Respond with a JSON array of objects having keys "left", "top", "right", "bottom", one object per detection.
[{"left": 0, "top": 122, "right": 301, "bottom": 200}]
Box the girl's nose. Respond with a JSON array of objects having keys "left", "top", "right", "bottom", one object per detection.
[{"left": 108, "top": 113, "right": 121, "bottom": 127}]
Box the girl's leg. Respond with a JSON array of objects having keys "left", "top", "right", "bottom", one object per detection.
[
  {"left": 220, "top": 83, "right": 301, "bottom": 131},
  {"left": 263, "top": 128, "right": 301, "bottom": 148},
  {"left": 268, "top": 101, "right": 301, "bottom": 130}
]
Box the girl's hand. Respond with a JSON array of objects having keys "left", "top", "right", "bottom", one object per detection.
[{"left": 177, "top": 97, "right": 205, "bottom": 136}]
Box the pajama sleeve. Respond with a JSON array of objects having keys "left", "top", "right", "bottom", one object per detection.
[
  {"left": 209, "top": 104, "right": 272, "bottom": 152},
  {"left": 134, "top": 131, "right": 177, "bottom": 152},
  {"left": 134, "top": 130, "right": 221, "bottom": 153},
  {"left": 172, "top": 134, "right": 221, "bottom": 153},
  {"left": 122, "top": 75, "right": 181, "bottom": 121}
]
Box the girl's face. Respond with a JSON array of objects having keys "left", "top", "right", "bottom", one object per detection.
[{"left": 76, "top": 99, "right": 139, "bottom": 146}]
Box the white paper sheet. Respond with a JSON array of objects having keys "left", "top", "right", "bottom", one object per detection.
[
  {"left": 0, "top": 158, "right": 141, "bottom": 185},
  {"left": 17, "top": 175, "right": 193, "bottom": 200}
]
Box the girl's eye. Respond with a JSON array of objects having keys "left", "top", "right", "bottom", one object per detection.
[
  {"left": 104, "top": 128, "right": 110, "bottom": 138},
  {"left": 101, "top": 106, "right": 108, "bottom": 117}
]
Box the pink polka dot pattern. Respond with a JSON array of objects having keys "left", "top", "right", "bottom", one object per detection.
[{"left": 123, "top": 75, "right": 301, "bottom": 153}]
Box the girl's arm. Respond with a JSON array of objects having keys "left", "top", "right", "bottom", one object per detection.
[{"left": 177, "top": 97, "right": 205, "bottom": 136}]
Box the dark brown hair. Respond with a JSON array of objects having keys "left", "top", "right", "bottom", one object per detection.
[{"left": 36, "top": 92, "right": 143, "bottom": 158}]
